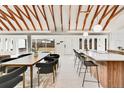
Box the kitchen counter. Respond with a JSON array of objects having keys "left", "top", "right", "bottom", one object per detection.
[{"left": 79, "top": 50, "right": 124, "bottom": 88}]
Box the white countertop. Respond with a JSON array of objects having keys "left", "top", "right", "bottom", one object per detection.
[{"left": 78, "top": 50, "right": 124, "bottom": 61}]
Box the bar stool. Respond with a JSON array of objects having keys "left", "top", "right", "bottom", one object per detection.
[
  {"left": 77, "top": 53, "right": 100, "bottom": 87},
  {"left": 76, "top": 52, "right": 85, "bottom": 72},
  {"left": 78, "top": 54, "right": 86, "bottom": 76},
  {"left": 73, "top": 49, "right": 78, "bottom": 68}
]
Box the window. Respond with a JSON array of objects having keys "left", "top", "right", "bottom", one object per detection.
[
  {"left": 94, "top": 38, "right": 97, "bottom": 50},
  {"left": 84, "top": 39, "right": 88, "bottom": 50},
  {"left": 79, "top": 38, "right": 82, "bottom": 49},
  {"left": 105, "top": 38, "right": 107, "bottom": 51},
  {"left": 89, "top": 39, "right": 92, "bottom": 49}
]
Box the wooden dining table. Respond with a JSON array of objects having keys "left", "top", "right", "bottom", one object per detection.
[{"left": 1, "top": 53, "right": 49, "bottom": 88}]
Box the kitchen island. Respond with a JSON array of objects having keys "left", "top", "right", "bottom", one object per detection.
[{"left": 79, "top": 50, "right": 124, "bottom": 88}]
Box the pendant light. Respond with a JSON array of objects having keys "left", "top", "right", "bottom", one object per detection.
[
  {"left": 83, "top": 31, "right": 88, "bottom": 37},
  {"left": 93, "top": 14, "right": 103, "bottom": 32}
]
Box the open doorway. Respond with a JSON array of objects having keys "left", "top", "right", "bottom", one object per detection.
[{"left": 32, "top": 38, "right": 55, "bottom": 53}]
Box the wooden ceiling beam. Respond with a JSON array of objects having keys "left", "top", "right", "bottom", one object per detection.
[
  {"left": 60, "top": 5, "right": 63, "bottom": 31},
  {"left": 37, "top": 5, "right": 49, "bottom": 30},
  {"left": 0, "top": 26, "right": 3, "bottom": 30},
  {"left": 0, "top": 9, "right": 12, "bottom": 19},
  {"left": 69, "top": 5, "right": 71, "bottom": 31},
  {"left": 3, "top": 5, "right": 23, "bottom": 30},
  {"left": 0, "top": 18, "right": 10, "bottom": 30},
  {"left": 48, "top": 5, "right": 56, "bottom": 31},
  {"left": 103, "top": 5, "right": 119, "bottom": 30},
  {"left": 82, "top": 5, "right": 93, "bottom": 30},
  {"left": 23, "top": 5, "right": 36, "bottom": 31},
  {"left": 98, "top": 6, "right": 117, "bottom": 24},
  {"left": 76, "top": 5, "right": 82, "bottom": 30},
  {"left": 37, "top": 6, "right": 45, "bottom": 18},
  {"left": 14, "top": 5, "right": 30, "bottom": 30},
  {"left": 25, "top": 5, "right": 43, "bottom": 30},
  {"left": 104, "top": 6, "right": 116, "bottom": 17},
  {"left": 14, "top": 5, "right": 36, "bottom": 30},
  {"left": 112, "top": 6, "right": 124, "bottom": 18},
  {"left": 98, "top": 5, "right": 110, "bottom": 24},
  {"left": 89, "top": 5, "right": 105, "bottom": 31},
  {"left": 42, "top": 5, "right": 50, "bottom": 30},
  {"left": 0, "top": 10, "right": 16, "bottom": 31}
]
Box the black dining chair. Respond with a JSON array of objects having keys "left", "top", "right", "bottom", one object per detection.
[
  {"left": 44, "top": 54, "right": 60, "bottom": 69},
  {"left": 35, "top": 58, "right": 57, "bottom": 86},
  {"left": 0, "top": 58, "right": 19, "bottom": 73},
  {"left": 0, "top": 66, "right": 27, "bottom": 88},
  {"left": 49, "top": 54, "right": 60, "bottom": 68}
]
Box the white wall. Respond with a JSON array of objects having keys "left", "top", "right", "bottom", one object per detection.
[
  {"left": 110, "top": 29, "right": 124, "bottom": 50},
  {"left": 32, "top": 34, "right": 108, "bottom": 55}
]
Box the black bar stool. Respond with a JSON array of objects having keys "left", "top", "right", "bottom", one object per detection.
[
  {"left": 77, "top": 52, "right": 100, "bottom": 87},
  {"left": 73, "top": 49, "right": 78, "bottom": 68},
  {"left": 76, "top": 51, "right": 85, "bottom": 73}
]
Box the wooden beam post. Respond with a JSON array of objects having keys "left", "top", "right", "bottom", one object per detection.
[
  {"left": 89, "top": 5, "right": 105, "bottom": 31},
  {"left": 60, "top": 5, "right": 63, "bottom": 31},
  {"left": 69, "top": 5, "right": 71, "bottom": 31},
  {"left": 76, "top": 5, "right": 82, "bottom": 30},
  {"left": 49, "top": 5, "right": 56, "bottom": 31},
  {"left": 82, "top": 5, "right": 93, "bottom": 30},
  {"left": 103, "top": 6, "right": 119, "bottom": 30}
]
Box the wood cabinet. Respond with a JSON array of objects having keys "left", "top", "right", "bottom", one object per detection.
[
  {"left": 80, "top": 50, "right": 124, "bottom": 88},
  {"left": 92, "top": 61, "right": 124, "bottom": 88}
]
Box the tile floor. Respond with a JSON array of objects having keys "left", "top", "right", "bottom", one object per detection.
[{"left": 16, "top": 55, "right": 101, "bottom": 88}]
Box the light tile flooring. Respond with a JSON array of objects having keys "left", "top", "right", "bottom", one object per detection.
[{"left": 16, "top": 55, "right": 101, "bottom": 88}]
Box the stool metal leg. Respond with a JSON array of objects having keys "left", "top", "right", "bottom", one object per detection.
[
  {"left": 37, "top": 68, "right": 40, "bottom": 87},
  {"left": 78, "top": 62, "right": 83, "bottom": 76},
  {"left": 74, "top": 56, "right": 77, "bottom": 68},
  {"left": 96, "top": 66, "right": 100, "bottom": 87},
  {"left": 90, "top": 67, "right": 92, "bottom": 76},
  {"left": 77, "top": 60, "right": 80, "bottom": 72},
  {"left": 82, "top": 66, "right": 87, "bottom": 87}
]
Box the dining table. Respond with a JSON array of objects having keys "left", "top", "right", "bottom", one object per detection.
[{"left": 1, "top": 52, "right": 49, "bottom": 88}]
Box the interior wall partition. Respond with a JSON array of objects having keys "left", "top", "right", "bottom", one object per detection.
[{"left": 0, "top": 35, "right": 28, "bottom": 55}]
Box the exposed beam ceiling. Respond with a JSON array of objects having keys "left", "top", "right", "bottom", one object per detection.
[{"left": 0, "top": 5, "right": 124, "bottom": 31}]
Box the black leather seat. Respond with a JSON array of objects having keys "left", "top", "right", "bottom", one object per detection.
[
  {"left": 44, "top": 54, "right": 60, "bottom": 69},
  {"left": 84, "top": 61, "right": 97, "bottom": 66},
  {"left": 49, "top": 54, "right": 60, "bottom": 59},
  {"left": 0, "top": 66, "right": 27, "bottom": 88},
  {"left": 36, "top": 58, "right": 57, "bottom": 86}
]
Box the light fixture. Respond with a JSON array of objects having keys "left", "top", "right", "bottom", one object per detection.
[
  {"left": 83, "top": 31, "right": 88, "bottom": 37},
  {"left": 93, "top": 24, "right": 103, "bottom": 32},
  {"left": 93, "top": 14, "right": 103, "bottom": 32},
  {"left": 50, "top": 39, "right": 54, "bottom": 41},
  {"left": 42, "top": 40, "right": 46, "bottom": 43}
]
